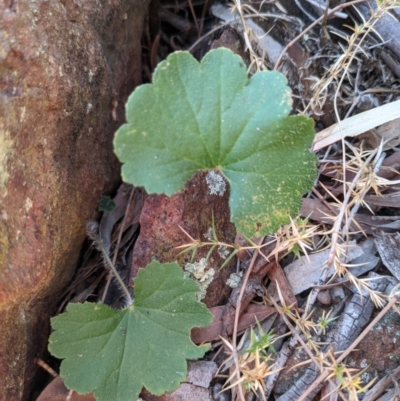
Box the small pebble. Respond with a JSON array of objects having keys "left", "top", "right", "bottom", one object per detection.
[
  {"left": 212, "top": 383, "right": 230, "bottom": 401},
  {"left": 317, "top": 290, "right": 332, "bottom": 305}
]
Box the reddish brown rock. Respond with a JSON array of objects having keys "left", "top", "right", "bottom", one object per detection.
[
  {"left": 131, "top": 171, "right": 237, "bottom": 308},
  {"left": 0, "top": 1, "right": 149, "bottom": 400}
]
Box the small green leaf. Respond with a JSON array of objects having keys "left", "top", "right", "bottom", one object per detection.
[
  {"left": 114, "top": 48, "right": 316, "bottom": 236},
  {"left": 49, "top": 261, "right": 212, "bottom": 401},
  {"left": 98, "top": 195, "right": 116, "bottom": 213}
]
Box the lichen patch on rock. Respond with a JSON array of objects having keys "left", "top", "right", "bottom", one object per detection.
[
  {"left": 0, "top": 124, "right": 13, "bottom": 198},
  {"left": 206, "top": 171, "right": 226, "bottom": 196}
]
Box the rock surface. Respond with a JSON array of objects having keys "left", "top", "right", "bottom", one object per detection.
[
  {"left": 0, "top": 1, "right": 149, "bottom": 399},
  {"left": 131, "top": 170, "right": 237, "bottom": 308}
]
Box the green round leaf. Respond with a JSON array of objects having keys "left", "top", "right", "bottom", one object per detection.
[
  {"left": 49, "top": 261, "right": 212, "bottom": 401},
  {"left": 114, "top": 48, "right": 316, "bottom": 236}
]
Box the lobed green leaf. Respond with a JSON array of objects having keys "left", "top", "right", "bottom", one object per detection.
[
  {"left": 49, "top": 261, "right": 212, "bottom": 401},
  {"left": 114, "top": 48, "right": 316, "bottom": 236}
]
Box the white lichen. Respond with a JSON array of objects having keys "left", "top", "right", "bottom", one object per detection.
[
  {"left": 0, "top": 124, "right": 13, "bottom": 197},
  {"left": 203, "top": 227, "right": 214, "bottom": 241},
  {"left": 184, "top": 258, "right": 215, "bottom": 301},
  {"left": 206, "top": 171, "right": 226, "bottom": 196},
  {"left": 226, "top": 271, "right": 243, "bottom": 288},
  {"left": 218, "top": 245, "right": 230, "bottom": 259}
]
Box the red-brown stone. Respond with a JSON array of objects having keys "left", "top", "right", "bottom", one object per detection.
[
  {"left": 131, "top": 171, "right": 237, "bottom": 308},
  {"left": 0, "top": 1, "right": 149, "bottom": 399}
]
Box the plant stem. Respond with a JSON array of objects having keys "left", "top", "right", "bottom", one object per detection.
[
  {"left": 89, "top": 227, "right": 133, "bottom": 306},
  {"left": 101, "top": 187, "right": 136, "bottom": 303}
]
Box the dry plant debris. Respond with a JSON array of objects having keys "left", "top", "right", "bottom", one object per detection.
[{"left": 181, "top": 0, "right": 400, "bottom": 399}]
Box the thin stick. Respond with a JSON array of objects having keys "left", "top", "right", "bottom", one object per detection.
[
  {"left": 231, "top": 236, "right": 264, "bottom": 401},
  {"left": 187, "top": 0, "right": 200, "bottom": 37},
  {"left": 274, "top": 0, "right": 368, "bottom": 71},
  {"left": 326, "top": 145, "right": 380, "bottom": 268},
  {"left": 188, "top": 12, "right": 294, "bottom": 53},
  {"left": 35, "top": 358, "right": 58, "bottom": 377},
  {"left": 187, "top": 22, "right": 228, "bottom": 52}
]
